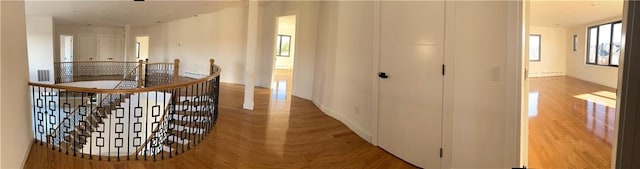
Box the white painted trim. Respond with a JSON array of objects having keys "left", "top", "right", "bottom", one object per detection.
[
  {"left": 442, "top": 1, "right": 456, "bottom": 168},
  {"left": 612, "top": 2, "right": 630, "bottom": 168},
  {"left": 20, "top": 141, "right": 34, "bottom": 169},
  {"left": 311, "top": 99, "right": 372, "bottom": 143},
  {"left": 507, "top": 0, "right": 526, "bottom": 167},
  {"left": 370, "top": 0, "right": 381, "bottom": 146}
]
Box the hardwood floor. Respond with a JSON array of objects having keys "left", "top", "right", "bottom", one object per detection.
[
  {"left": 528, "top": 76, "right": 615, "bottom": 169},
  {"left": 24, "top": 71, "right": 415, "bottom": 168}
]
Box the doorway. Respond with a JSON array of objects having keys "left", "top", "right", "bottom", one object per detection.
[
  {"left": 271, "top": 15, "right": 296, "bottom": 100},
  {"left": 135, "top": 36, "right": 149, "bottom": 61},
  {"left": 523, "top": 1, "right": 623, "bottom": 168},
  {"left": 60, "top": 35, "right": 73, "bottom": 62}
]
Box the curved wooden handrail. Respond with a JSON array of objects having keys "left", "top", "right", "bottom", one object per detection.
[{"left": 29, "top": 65, "right": 221, "bottom": 94}]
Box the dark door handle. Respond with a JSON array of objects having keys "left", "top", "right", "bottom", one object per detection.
[{"left": 378, "top": 72, "right": 389, "bottom": 79}]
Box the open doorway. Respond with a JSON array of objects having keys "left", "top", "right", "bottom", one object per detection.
[
  {"left": 135, "top": 36, "right": 149, "bottom": 61},
  {"left": 271, "top": 15, "right": 296, "bottom": 100},
  {"left": 523, "top": 1, "right": 623, "bottom": 168},
  {"left": 60, "top": 35, "right": 73, "bottom": 62}
]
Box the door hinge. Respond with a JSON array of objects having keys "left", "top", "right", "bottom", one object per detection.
[
  {"left": 439, "top": 148, "right": 443, "bottom": 158},
  {"left": 442, "top": 64, "right": 445, "bottom": 76}
]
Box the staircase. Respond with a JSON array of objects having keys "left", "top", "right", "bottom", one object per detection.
[
  {"left": 53, "top": 94, "right": 131, "bottom": 153},
  {"left": 139, "top": 95, "right": 214, "bottom": 157}
]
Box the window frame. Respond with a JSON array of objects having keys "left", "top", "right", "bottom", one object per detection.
[
  {"left": 529, "top": 34, "right": 542, "bottom": 62},
  {"left": 276, "top": 34, "right": 291, "bottom": 57},
  {"left": 586, "top": 21, "right": 622, "bottom": 67}
]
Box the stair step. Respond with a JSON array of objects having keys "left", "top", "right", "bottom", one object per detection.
[
  {"left": 174, "top": 111, "right": 211, "bottom": 117},
  {"left": 163, "top": 140, "right": 189, "bottom": 151},
  {"left": 169, "top": 119, "right": 209, "bottom": 128},
  {"left": 168, "top": 124, "right": 205, "bottom": 134},
  {"left": 166, "top": 135, "right": 190, "bottom": 145},
  {"left": 170, "top": 114, "right": 210, "bottom": 122},
  {"left": 167, "top": 129, "right": 195, "bottom": 140}
]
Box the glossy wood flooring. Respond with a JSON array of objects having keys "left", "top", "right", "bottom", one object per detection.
[
  {"left": 24, "top": 70, "right": 415, "bottom": 169},
  {"left": 528, "top": 76, "right": 615, "bottom": 169}
]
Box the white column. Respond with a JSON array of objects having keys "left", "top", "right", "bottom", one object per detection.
[{"left": 243, "top": 0, "right": 258, "bottom": 110}]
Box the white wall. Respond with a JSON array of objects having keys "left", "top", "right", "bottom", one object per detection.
[
  {"left": 529, "top": 26, "right": 566, "bottom": 77},
  {"left": 0, "top": 1, "right": 3, "bottom": 167},
  {"left": 256, "top": 1, "right": 319, "bottom": 99},
  {"left": 26, "top": 16, "right": 55, "bottom": 84},
  {"left": 54, "top": 25, "right": 124, "bottom": 63},
  {"left": 130, "top": 25, "right": 167, "bottom": 63},
  {"left": 130, "top": 7, "right": 248, "bottom": 84},
  {"left": 566, "top": 17, "right": 621, "bottom": 88},
  {"left": 312, "top": 1, "right": 374, "bottom": 141},
  {"left": 449, "top": 2, "right": 520, "bottom": 168},
  {"left": 1, "top": 1, "right": 33, "bottom": 168}
]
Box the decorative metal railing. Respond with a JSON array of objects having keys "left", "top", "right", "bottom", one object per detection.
[
  {"left": 30, "top": 59, "right": 220, "bottom": 161},
  {"left": 54, "top": 61, "right": 139, "bottom": 83},
  {"left": 144, "top": 62, "right": 176, "bottom": 87}
]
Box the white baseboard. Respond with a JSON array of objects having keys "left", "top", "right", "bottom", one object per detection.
[
  {"left": 19, "top": 140, "right": 35, "bottom": 169},
  {"left": 311, "top": 98, "right": 372, "bottom": 143},
  {"left": 528, "top": 72, "right": 565, "bottom": 77}
]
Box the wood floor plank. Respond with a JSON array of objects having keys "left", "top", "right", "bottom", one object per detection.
[{"left": 528, "top": 76, "right": 615, "bottom": 169}]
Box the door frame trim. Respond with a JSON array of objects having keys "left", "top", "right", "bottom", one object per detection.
[{"left": 615, "top": 1, "right": 640, "bottom": 168}]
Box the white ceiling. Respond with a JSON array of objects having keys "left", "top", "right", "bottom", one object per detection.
[
  {"left": 25, "top": 0, "right": 246, "bottom": 27},
  {"left": 530, "top": 0, "right": 623, "bottom": 28}
]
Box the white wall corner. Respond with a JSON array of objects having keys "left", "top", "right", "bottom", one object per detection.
[{"left": 311, "top": 98, "right": 372, "bottom": 143}]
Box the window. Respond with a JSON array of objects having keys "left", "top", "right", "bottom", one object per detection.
[
  {"left": 529, "top": 34, "right": 541, "bottom": 61},
  {"left": 276, "top": 35, "right": 291, "bottom": 57},
  {"left": 586, "top": 21, "right": 622, "bottom": 66}
]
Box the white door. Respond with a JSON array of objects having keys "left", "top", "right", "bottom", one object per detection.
[
  {"left": 60, "top": 35, "right": 73, "bottom": 62},
  {"left": 113, "top": 37, "right": 123, "bottom": 61},
  {"left": 78, "top": 35, "right": 97, "bottom": 61},
  {"left": 378, "top": 1, "right": 444, "bottom": 168},
  {"left": 97, "top": 35, "right": 115, "bottom": 61}
]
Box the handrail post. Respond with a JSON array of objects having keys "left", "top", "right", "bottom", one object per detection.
[
  {"left": 137, "top": 60, "right": 144, "bottom": 88},
  {"left": 173, "top": 59, "right": 180, "bottom": 83},
  {"left": 210, "top": 59, "right": 215, "bottom": 75}
]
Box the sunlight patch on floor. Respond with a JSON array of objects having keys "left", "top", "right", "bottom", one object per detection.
[{"left": 574, "top": 92, "right": 617, "bottom": 109}]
